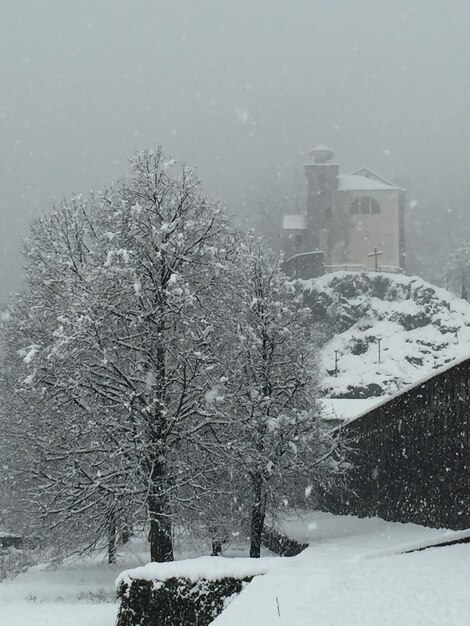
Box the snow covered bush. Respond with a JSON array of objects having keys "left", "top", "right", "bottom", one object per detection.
[
  {"left": 0, "top": 547, "right": 37, "bottom": 582},
  {"left": 116, "top": 576, "right": 251, "bottom": 626},
  {"left": 261, "top": 526, "right": 308, "bottom": 557},
  {"left": 115, "top": 558, "right": 271, "bottom": 626}
]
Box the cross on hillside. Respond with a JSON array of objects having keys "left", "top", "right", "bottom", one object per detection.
[{"left": 368, "top": 246, "right": 383, "bottom": 272}]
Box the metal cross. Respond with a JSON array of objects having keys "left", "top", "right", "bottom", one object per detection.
[{"left": 368, "top": 246, "right": 383, "bottom": 272}]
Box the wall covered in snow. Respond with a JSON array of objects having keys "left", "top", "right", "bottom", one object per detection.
[{"left": 329, "top": 355, "right": 470, "bottom": 530}]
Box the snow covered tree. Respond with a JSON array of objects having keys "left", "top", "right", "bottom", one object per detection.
[
  {"left": 87, "top": 150, "right": 235, "bottom": 561},
  {"left": 0, "top": 196, "right": 129, "bottom": 560},
  {"left": 1, "top": 148, "right": 236, "bottom": 562},
  {"left": 445, "top": 239, "right": 470, "bottom": 299},
  {"left": 219, "top": 236, "right": 339, "bottom": 557},
  {"left": 1, "top": 150, "right": 343, "bottom": 565}
]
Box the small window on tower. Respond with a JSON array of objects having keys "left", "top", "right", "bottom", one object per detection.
[
  {"left": 325, "top": 207, "right": 332, "bottom": 219},
  {"left": 295, "top": 234, "right": 302, "bottom": 248}
]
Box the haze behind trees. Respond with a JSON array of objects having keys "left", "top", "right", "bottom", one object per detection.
[{"left": 1, "top": 0, "right": 469, "bottom": 298}]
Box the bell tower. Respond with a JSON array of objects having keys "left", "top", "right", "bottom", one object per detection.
[{"left": 304, "top": 145, "right": 339, "bottom": 249}]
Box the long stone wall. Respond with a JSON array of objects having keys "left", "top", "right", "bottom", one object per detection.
[{"left": 332, "top": 358, "right": 470, "bottom": 530}]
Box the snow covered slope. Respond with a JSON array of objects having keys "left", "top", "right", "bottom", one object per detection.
[
  {"left": 212, "top": 512, "right": 470, "bottom": 626},
  {"left": 302, "top": 272, "right": 470, "bottom": 398}
]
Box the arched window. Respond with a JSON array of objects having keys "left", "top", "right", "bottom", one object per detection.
[{"left": 350, "top": 197, "right": 381, "bottom": 215}]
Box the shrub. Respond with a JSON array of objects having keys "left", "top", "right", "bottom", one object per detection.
[
  {"left": 261, "top": 526, "right": 307, "bottom": 557},
  {"left": 116, "top": 575, "right": 252, "bottom": 626},
  {"left": 0, "top": 547, "right": 37, "bottom": 581}
]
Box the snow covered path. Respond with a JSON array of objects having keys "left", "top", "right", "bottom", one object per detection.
[{"left": 212, "top": 513, "right": 470, "bottom": 626}]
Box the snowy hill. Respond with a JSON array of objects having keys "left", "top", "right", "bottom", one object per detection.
[{"left": 301, "top": 272, "right": 470, "bottom": 399}]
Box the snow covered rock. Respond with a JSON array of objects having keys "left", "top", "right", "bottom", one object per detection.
[{"left": 301, "top": 271, "right": 470, "bottom": 398}]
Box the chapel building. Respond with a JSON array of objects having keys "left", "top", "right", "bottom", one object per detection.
[{"left": 283, "top": 146, "right": 406, "bottom": 274}]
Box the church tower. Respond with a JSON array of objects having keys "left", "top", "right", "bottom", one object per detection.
[{"left": 304, "top": 145, "right": 339, "bottom": 250}]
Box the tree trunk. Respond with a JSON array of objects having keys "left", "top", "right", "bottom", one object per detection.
[
  {"left": 107, "top": 510, "right": 117, "bottom": 564},
  {"left": 148, "top": 493, "right": 173, "bottom": 562},
  {"left": 148, "top": 443, "right": 173, "bottom": 562},
  {"left": 250, "top": 474, "right": 267, "bottom": 558},
  {"left": 461, "top": 274, "right": 468, "bottom": 301},
  {"left": 147, "top": 406, "right": 174, "bottom": 562},
  {"left": 121, "top": 524, "right": 130, "bottom": 544},
  {"left": 147, "top": 285, "right": 174, "bottom": 562}
]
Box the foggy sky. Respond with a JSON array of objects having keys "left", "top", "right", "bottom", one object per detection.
[{"left": 1, "top": 0, "right": 469, "bottom": 299}]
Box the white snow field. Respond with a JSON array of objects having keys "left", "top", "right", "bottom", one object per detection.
[
  {"left": 1, "top": 514, "right": 470, "bottom": 626},
  {"left": 212, "top": 512, "right": 470, "bottom": 626},
  {"left": 0, "top": 541, "right": 144, "bottom": 626}
]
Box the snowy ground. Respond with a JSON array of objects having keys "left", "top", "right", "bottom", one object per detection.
[
  {"left": 0, "top": 541, "right": 145, "bottom": 626},
  {"left": 213, "top": 512, "right": 470, "bottom": 626},
  {"left": 0, "top": 534, "right": 259, "bottom": 626},
  {"left": 1, "top": 514, "right": 469, "bottom": 626}
]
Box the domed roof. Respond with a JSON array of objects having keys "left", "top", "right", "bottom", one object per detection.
[{"left": 310, "top": 145, "right": 334, "bottom": 163}]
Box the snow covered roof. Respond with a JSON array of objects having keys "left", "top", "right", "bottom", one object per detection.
[
  {"left": 312, "top": 144, "right": 334, "bottom": 153},
  {"left": 337, "top": 174, "right": 399, "bottom": 192},
  {"left": 283, "top": 214, "right": 307, "bottom": 230},
  {"left": 320, "top": 398, "right": 384, "bottom": 422},
  {"left": 343, "top": 352, "right": 470, "bottom": 428},
  {"left": 352, "top": 168, "right": 401, "bottom": 188}
]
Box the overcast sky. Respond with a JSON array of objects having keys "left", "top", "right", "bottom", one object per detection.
[{"left": 1, "top": 0, "right": 469, "bottom": 298}]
